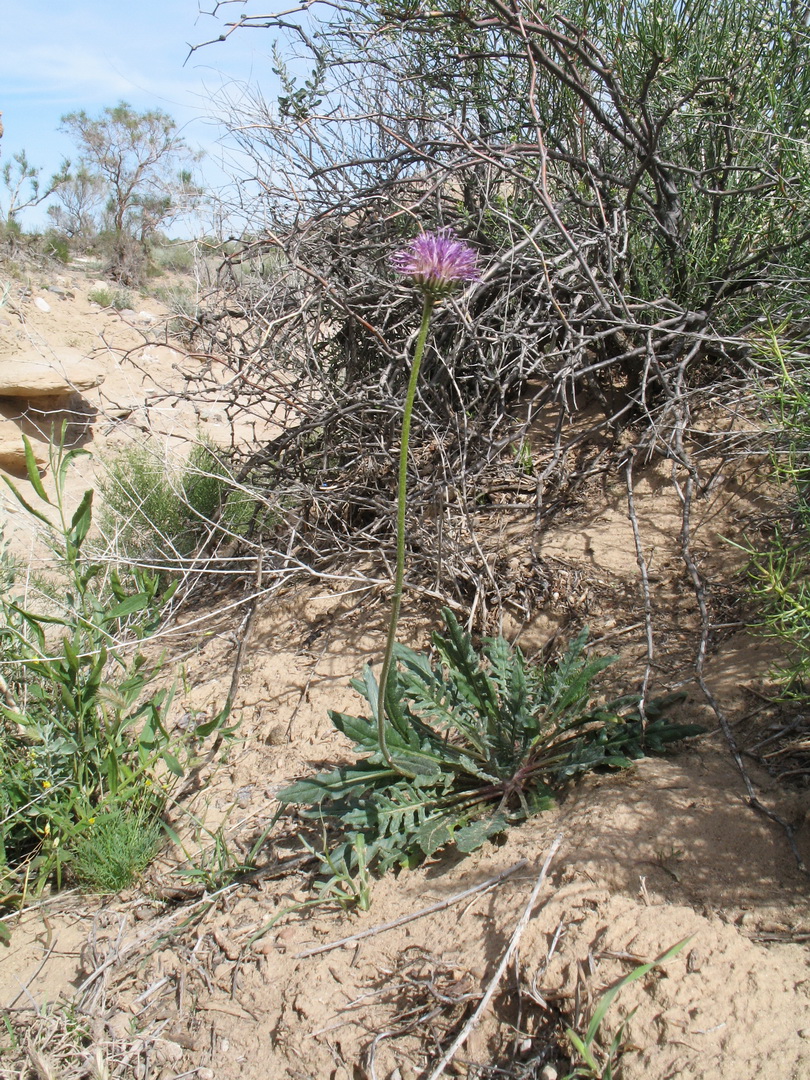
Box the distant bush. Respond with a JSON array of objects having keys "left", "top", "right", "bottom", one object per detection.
[
  {"left": 150, "top": 283, "right": 200, "bottom": 341},
  {"left": 0, "top": 218, "right": 23, "bottom": 251},
  {"left": 42, "top": 230, "right": 70, "bottom": 264},
  {"left": 98, "top": 439, "right": 260, "bottom": 569},
  {"left": 94, "top": 228, "right": 148, "bottom": 287},
  {"left": 88, "top": 286, "right": 134, "bottom": 310},
  {"left": 151, "top": 241, "right": 194, "bottom": 273}
]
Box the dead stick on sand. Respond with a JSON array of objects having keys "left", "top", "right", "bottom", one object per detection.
[
  {"left": 425, "top": 834, "right": 563, "bottom": 1080},
  {"left": 294, "top": 858, "right": 529, "bottom": 959}
]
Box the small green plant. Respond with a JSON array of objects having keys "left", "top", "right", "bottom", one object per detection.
[
  {"left": 563, "top": 937, "right": 692, "bottom": 1079},
  {"left": 88, "top": 286, "right": 133, "bottom": 310},
  {"left": 280, "top": 609, "right": 702, "bottom": 879},
  {"left": 98, "top": 440, "right": 258, "bottom": 569},
  {"left": 43, "top": 230, "right": 70, "bottom": 264},
  {"left": 0, "top": 436, "right": 227, "bottom": 908},
  {"left": 69, "top": 807, "right": 162, "bottom": 892},
  {"left": 166, "top": 813, "right": 256, "bottom": 893},
  {"left": 513, "top": 440, "right": 535, "bottom": 476},
  {"left": 0, "top": 1013, "right": 18, "bottom": 1052},
  {"left": 301, "top": 827, "right": 372, "bottom": 911}
]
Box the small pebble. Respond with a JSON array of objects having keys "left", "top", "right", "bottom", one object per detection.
[
  {"left": 219, "top": 1038, "right": 230, "bottom": 1053},
  {"left": 33, "top": 297, "right": 51, "bottom": 313},
  {"left": 154, "top": 1040, "right": 183, "bottom": 1064},
  {"left": 197, "top": 1071, "right": 215, "bottom": 1080},
  {"left": 540, "top": 1068, "right": 558, "bottom": 1080}
]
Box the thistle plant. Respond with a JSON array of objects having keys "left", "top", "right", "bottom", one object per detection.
[
  {"left": 377, "top": 229, "right": 481, "bottom": 773},
  {"left": 281, "top": 609, "right": 702, "bottom": 876},
  {"left": 279, "top": 230, "right": 703, "bottom": 888}
]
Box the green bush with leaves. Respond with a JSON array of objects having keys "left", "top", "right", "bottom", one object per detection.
[
  {"left": 746, "top": 333, "right": 810, "bottom": 692},
  {"left": 98, "top": 440, "right": 258, "bottom": 569},
  {"left": 0, "top": 439, "right": 228, "bottom": 913},
  {"left": 280, "top": 609, "right": 702, "bottom": 883}
]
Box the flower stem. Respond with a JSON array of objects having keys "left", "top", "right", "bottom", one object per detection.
[{"left": 377, "top": 295, "right": 434, "bottom": 774}]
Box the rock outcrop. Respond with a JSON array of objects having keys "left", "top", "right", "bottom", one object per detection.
[
  {"left": 0, "top": 348, "right": 104, "bottom": 398},
  {"left": 0, "top": 348, "right": 104, "bottom": 470}
]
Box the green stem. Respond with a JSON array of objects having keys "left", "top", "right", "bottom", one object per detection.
[{"left": 377, "top": 296, "right": 435, "bottom": 774}]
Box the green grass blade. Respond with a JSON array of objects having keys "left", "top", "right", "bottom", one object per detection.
[{"left": 584, "top": 936, "right": 692, "bottom": 1044}]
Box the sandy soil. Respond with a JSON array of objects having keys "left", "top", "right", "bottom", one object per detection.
[{"left": 1, "top": 257, "right": 809, "bottom": 1080}]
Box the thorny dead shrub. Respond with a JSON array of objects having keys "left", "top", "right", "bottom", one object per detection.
[{"left": 177, "top": 0, "right": 810, "bottom": 609}]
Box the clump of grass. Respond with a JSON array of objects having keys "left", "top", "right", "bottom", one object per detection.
[
  {"left": 69, "top": 808, "right": 163, "bottom": 893},
  {"left": 88, "top": 285, "right": 134, "bottom": 310}
]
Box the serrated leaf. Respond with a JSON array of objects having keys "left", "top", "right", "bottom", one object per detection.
[
  {"left": 279, "top": 763, "right": 394, "bottom": 805},
  {"left": 454, "top": 813, "right": 508, "bottom": 853},
  {"left": 330, "top": 708, "right": 379, "bottom": 750},
  {"left": 414, "top": 814, "right": 455, "bottom": 857}
]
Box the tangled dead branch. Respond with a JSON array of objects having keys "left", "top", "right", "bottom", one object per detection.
[{"left": 157, "top": 0, "right": 810, "bottom": 627}]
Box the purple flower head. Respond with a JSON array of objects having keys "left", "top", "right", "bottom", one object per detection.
[{"left": 392, "top": 229, "right": 480, "bottom": 298}]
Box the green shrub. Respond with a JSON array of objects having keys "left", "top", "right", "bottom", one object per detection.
[
  {"left": 88, "top": 286, "right": 134, "bottom": 310},
  {"left": 150, "top": 241, "right": 194, "bottom": 274},
  {"left": 280, "top": 609, "right": 703, "bottom": 888},
  {"left": 98, "top": 440, "right": 258, "bottom": 568},
  {"left": 0, "top": 438, "right": 230, "bottom": 914},
  {"left": 746, "top": 332, "right": 810, "bottom": 692}
]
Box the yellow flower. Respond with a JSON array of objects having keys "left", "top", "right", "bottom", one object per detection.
[
  {"left": 88, "top": 816, "right": 96, "bottom": 825},
  {"left": 42, "top": 780, "right": 52, "bottom": 789}
]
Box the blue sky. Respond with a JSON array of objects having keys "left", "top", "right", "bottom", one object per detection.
[{"left": 1, "top": 0, "right": 281, "bottom": 230}]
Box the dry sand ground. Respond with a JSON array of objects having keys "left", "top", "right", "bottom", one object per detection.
[{"left": 1, "top": 258, "right": 809, "bottom": 1080}]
